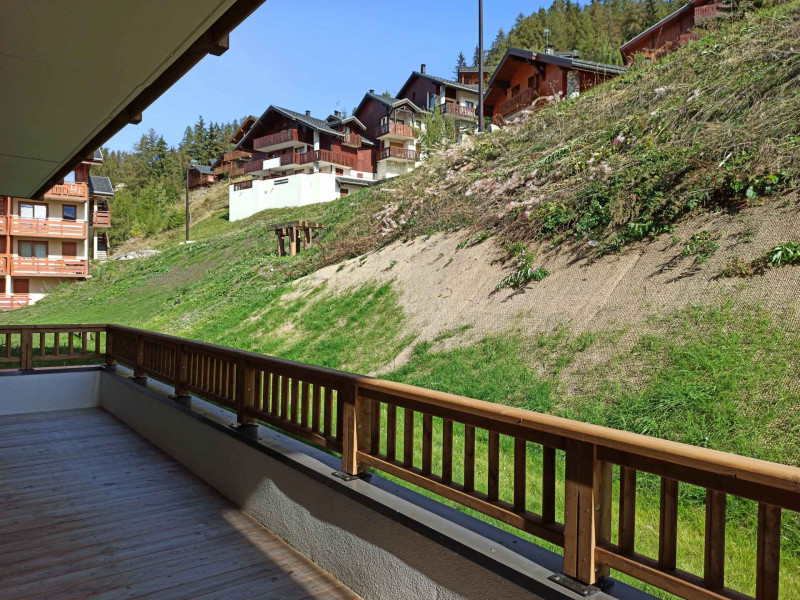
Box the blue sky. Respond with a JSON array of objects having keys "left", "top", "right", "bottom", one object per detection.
[{"left": 106, "top": 0, "right": 542, "bottom": 151}]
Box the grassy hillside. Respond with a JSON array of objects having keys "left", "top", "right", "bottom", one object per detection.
[{"left": 3, "top": 4, "right": 800, "bottom": 597}]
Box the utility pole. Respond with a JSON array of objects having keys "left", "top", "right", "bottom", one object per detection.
[
  {"left": 478, "top": 0, "right": 485, "bottom": 133},
  {"left": 185, "top": 159, "right": 196, "bottom": 243}
]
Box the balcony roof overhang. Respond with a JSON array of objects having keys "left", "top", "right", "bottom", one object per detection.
[{"left": 0, "top": 0, "right": 266, "bottom": 200}]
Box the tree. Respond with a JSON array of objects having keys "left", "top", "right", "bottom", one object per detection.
[
  {"left": 472, "top": 44, "right": 485, "bottom": 67},
  {"left": 486, "top": 29, "right": 510, "bottom": 68},
  {"left": 454, "top": 51, "right": 467, "bottom": 78}
]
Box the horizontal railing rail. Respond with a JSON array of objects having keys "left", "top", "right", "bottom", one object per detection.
[
  {"left": 374, "top": 122, "right": 416, "bottom": 139},
  {"left": 0, "top": 215, "right": 6, "bottom": 235},
  {"left": 5, "top": 323, "right": 798, "bottom": 600},
  {"left": 10, "top": 258, "right": 88, "bottom": 277},
  {"left": 378, "top": 147, "right": 420, "bottom": 162},
  {"left": 0, "top": 325, "right": 106, "bottom": 368},
  {"left": 0, "top": 295, "right": 30, "bottom": 312},
  {"left": 498, "top": 87, "right": 537, "bottom": 117},
  {"left": 44, "top": 182, "right": 89, "bottom": 201},
  {"left": 253, "top": 129, "right": 312, "bottom": 151},
  {"left": 440, "top": 102, "right": 477, "bottom": 119}
]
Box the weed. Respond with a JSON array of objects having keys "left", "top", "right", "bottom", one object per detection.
[
  {"left": 386, "top": 259, "right": 398, "bottom": 271},
  {"left": 769, "top": 242, "right": 800, "bottom": 266},
  {"left": 681, "top": 230, "right": 721, "bottom": 264},
  {"left": 457, "top": 231, "right": 491, "bottom": 250}
]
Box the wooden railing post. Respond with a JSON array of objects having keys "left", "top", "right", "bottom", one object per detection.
[
  {"left": 562, "top": 440, "right": 611, "bottom": 586},
  {"left": 341, "top": 383, "right": 370, "bottom": 476},
  {"left": 173, "top": 345, "right": 190, "bottom": 398},
  {"left": 105, "top": 327, "right": 117, "bottom": 371},
  {"left": 133, "top": 334, "right": 146, "bottom": 382},
  {"left": 236, "top": 359, "right": 257, "bottom": 427},
  {"left": 20, "top": 328, "right": 33, "bottom": 371}
]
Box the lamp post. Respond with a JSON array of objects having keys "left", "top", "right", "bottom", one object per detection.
[
  {"left": 185, "top": 159, "right": 197, "bottom": 243},
  {"left": 478, "top": 0, "right": 484, "bottom": 133}
]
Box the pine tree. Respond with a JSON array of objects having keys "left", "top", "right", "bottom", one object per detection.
[
  {"left": 454, "top": 51, "right": 467, "bottom": 78},
  {"left": 472, "top": 44, "right": 484, "bottom": 67},
  {"left": 486, "top": 29, "right": 510, "bottom": 68}
]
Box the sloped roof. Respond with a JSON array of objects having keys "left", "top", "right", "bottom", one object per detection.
[
  {"left": 397, "top": 72, "right": 479, "bottom": 99},
  {"left": 88, "top": 175, "right": 114, "bottom": 197},
  {"left": 192, "top": 164, "right": 214, "bottom": 175},
  {"left": 354, "top": 92, "right": 424, "bottom": 118},
  {"left": 336, "top": 176, "right": 376, "bottom": 187},
  {"left": 620, "top": 0, "right": 699, "bottom": 53},
  {"left": 272, "top": 106, "right": 343, "bottom": 136},
  {"left": 458, "top": 65, "right": 492, "bottom": 73}
]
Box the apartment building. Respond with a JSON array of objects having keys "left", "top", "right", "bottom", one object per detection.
[
  {"left": 211, "top": 115, "right": 256, "bottom": 180},
  {"left": 0, "top": 150, "right": 111, "bottom": 310},
  {"left": 396, "top": 64, "right": 480, "bottom": 133},
  {"left": 229, "top": 106, "right": 375, "bottom": 221},
  {"left": 353, "top": 91, "right": 424, "bottom": 180},
  {"left": 483, "top": 48, "right": 625, "bottom": 122}
]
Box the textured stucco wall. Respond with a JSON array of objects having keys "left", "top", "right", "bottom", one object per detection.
[{"left": 0, "top": 369, "right": 101, "bottom": 414}]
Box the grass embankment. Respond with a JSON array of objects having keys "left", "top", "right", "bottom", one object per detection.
[{"left": 2, "top": 4, "right": 800, "bottom": 597}]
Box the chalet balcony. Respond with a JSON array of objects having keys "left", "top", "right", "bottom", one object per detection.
[
  {"left": 10, "top": 257, "right": 88, "bottom": 277},
  {"left": 10, "top": 216, "right": 87, "bottom": 238},
  {"left": 44, "top": 181, "right": 89, "bottom": 201},
  {"left": 0, "top": 256, "right": 6, "bottom": 276},
  {"left": 0, "top": 323, "right": 796, "bottom": 600},
  {"left": 440, "top": 102, "right": 477, "bottom": 119},
  {"left": 374, "top": 122, "right": 416, "bottom": 140},
  {"left": 498, "top": 87, "right": 537, "bottom": 118},
  {"left": 253, "top": 129, "right": 313, "bottom": 153},
  {"left": 378, "top": 147, "right": 420, "bottom": 162},
  {"left": 0, "top": 215, "right": 6, "bottom": 235},
  {"left": 279, "top": 150, "right": 357, "bottom": 170},
  {"left": 223, "top": 149, "right": 253, "bottom": 162},
  {"left": 341, "top": 132, "right": 362, "bottom": 148},
  {"left": 92, "top": 211, "right": 111, "bottom": 227},
  {"left": 0, "top": 294, "right": 29, "bottom": 311}
]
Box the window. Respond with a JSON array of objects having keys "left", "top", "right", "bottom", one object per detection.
[
  {"left": 62, "top": 205, "right": 77, "bottom": 221},
  {"left": 20, "top": 202, "right": 46, "bottom": 219},
  {"left": 528, "top": 75, "right": 537, "bottom": 90},
  {"left": 464, "top": 101, "right": 475, "bottom": 108},
  {"left": 62, "top": 242, "right": 78, "bottom": 259},
  {"left": 19, "top": 241, "right": 47, "bottom": 258}
]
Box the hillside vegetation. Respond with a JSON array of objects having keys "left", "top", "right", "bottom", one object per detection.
[{"left": 3, "top": 5, "right": 800, "bottom": 597}]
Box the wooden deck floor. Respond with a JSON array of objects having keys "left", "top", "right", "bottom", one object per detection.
[{"left": 0, "top": 408, "right": 360, "bottom": 600}]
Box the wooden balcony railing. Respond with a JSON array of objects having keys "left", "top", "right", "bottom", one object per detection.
[
  {"left": 498, "top": 87, "right": 537, "bottom": 118},
  {"left": 44, "top": 182, "right": 89, "bottom": 201},
  {"left": 374, "top": 122, "right": 416, "bottom": 140},
  {"left": 342, "top": 132, "right": 362, "bottom": 148},
  {"left": 10, "top": 258, "right": 88, "bottom": 277},
  {"left": 0, "top": 295, "right": 31, "bottom": 312},
  {"left": 4, "top": 322, "right": 798, "bottom": 600},
  {"left": 233, "top": 180, "right": 253, "bottom": 191},
  {"left": 0, "top": 256, "right": 6, "bottom": 276},
  {"left": 0, "top": 215, "right": 6, "bottom": 236},
  {"left": 253, "top": 129, "right": 312, "bottom": 151},
  {"left": 92, "top": 211, "right": 111, "bottom": 228},
  {"left": 378, "top": 147, "right": 420, "bottom": 162},
  {"left": 222, "top": 149, "right": 253, "bottom": 162},
  {"left": 440, "top": 102, "right": 477, "bottom": 119},
  {"left": 283, "top": 150, "right": 357, "bottom": 169},
  {"left": 0, "top": 325, "right": 106, "bottom": 367},
  {"left": 694, "top": 2, "right": 723, "bottom": 19},
  {"left": 10, "top": 217, "right": 87, "bottom": 238}
]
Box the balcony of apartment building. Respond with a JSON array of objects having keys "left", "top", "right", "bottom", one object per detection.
[
  {"left": 43, "top": 181, "right": 89, "bottom": 202},
  {"left": 498, "top": 87, "right": 538, "bottom": 118},
  {"left": 0, "top": 215, "right": 6, "bottom": 236},
  {"left": 378, "top": 147, "right": 420, "bottom": 162},
  {"left": 253, "top": 129, "right": 314, "bottom": 153},
  {"left": 0, "top": 294, "right": 30, "bottom": 311},
  {"left": 92, "top": 206, "right": 112, "bottom": 228},
  {"left": 0, "top": 323, "right": 795, "bottom": 600},
  {"left": 341, "top": 132, "right": 362, "bottom": 148},
  {"left": 10, "top": 256, "right": 88, "bottom": 277},
  {"left": 374, "top": 122, "right": 416, "bottom": 141},
  {"left": 439, "top": 100, "right": 477, "bottom": 120},
  {"left": 9, "top": 216, "right": 88, "bottom": 238}
]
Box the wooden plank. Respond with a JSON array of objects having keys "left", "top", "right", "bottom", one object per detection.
[
  {"left": 403, "top": 407, "right": 415, "bottom": 467},
  {"left": 594, "top": 459, "right": 612, "bottom": 579},
  {"left": 270, "top": 372, "right": 279, "bottom": 416},
  {"left": 464, "top": 425, "right": 475, "bottom": 493},
  {"left": 704, "top": 489, "right": 726, "bottom": 589},
  {"left": 311, "top": 383, "right": 321, "bottom": 432},
  {"left": 756, "top": 503, "right": 781, "bottom": 600},
  {"left": 422, "top": 413, "right": 433, "bottom": 476},
  {"left": 301, "top": 381, "right": 310, "bottom": 428},
  {"left": 659, "top": 477, "right": 679, "bottom": 572},
  {"left": 340, "top": 385, "right": 358, "bottom": 475},
  {"left": 563, "top": 439, "right": 598, "bottom": 584},
  {"left": 542, "top": 446, "right": 556, "bottom": 524},
  {"left": 323, "top": 387, "right": 333, "bottom": 436},
  {"left": 280, "top": 375, "right": 289, "bottom": 420},
  {"left": 619, "top": 466, "right": 637, "bottom": 555},
  {"left": 488, "top": 431, "right": 500, "bottom": 502},
  {"left": 514, "top": 437, "right": 526, "bottom": 512},
  {"left": 386, "top": 404, "right": 397, "bottom": 462},
  {"left": 290, "top": 378, "right": 299, "bottom": 423},
  {"left": 441, "top": 419, "right": 453, "bottom": 485}
]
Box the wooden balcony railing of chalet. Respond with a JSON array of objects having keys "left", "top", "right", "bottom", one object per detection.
[
  {"left": 233, "top": 180, "right": 253, "bottom": 191},
  {"left": 342, "top": 132, "right": 362, "bottom": 148},
  {"left": 0, "top": 256, "right": 6, "bottom": 276},
  {"left": 253, "top": 129, "right": 313, "bottom": 151},
  {"left": 0, "top": 215, "right": 6, "bottom": 236},
  {"left": 10, "top": 217, "right": 87, "bottom": 238},
  {"left": 440, "top": 102, "right": 477, "bottom": 119},
  {"left": 92, "top": 211, "right": 111, "bottom": 228},
  {"left": 223, "top": 149, "right": 253, "bottom": 162},
  {"left": 694, "top": 2, "right": 725, "bottom": 19},
  {"left": 0, "top": 322, "right": 797, "bottom": 600},
  {"left": 378, "top": 147, "right": 420, "bottom": 162},
  {"left": 44, "top": 182, "right": 89, "bottom": 201},
  {"left": 283, "top": 150, "right": 357, "bottom": 169},
  {"left": 374, "top": 122, "right": 416, "bottom": 140},
  {"left": 10, "top": 258, "right": 88, "bottom": 277},
  {"left": 498, "top": 87, "right": 537, "bottom": 118},
  {"left": 0, "top": 295, "right": 30, "bottom": 312}
]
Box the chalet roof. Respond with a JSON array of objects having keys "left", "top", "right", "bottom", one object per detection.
[
  {"left": 620, "top": 0, "right": 702, "bottom": 53},
  {"left": 192, "top": 164, "right": 214, "bottom": 175},
  {"left": 336, "top": 176, "right": 376, "bottom": 187},
  {"left": 230, "top": 115, "right": 257, "bottom": 144},
  {"left": 458, "top": 65, "right": 492, "bottom": 73},
  {"left": 85, "top": 149, "right": 104, "bottom": 164},
  {"left": 326, "top": 115, "right": 367, "bottom": 131},
  {"left": 88, "top": 175, "right": 114, "bottom": 197},
  {"left": 397, "top": 72, "right": 479, "bottom": 98},
  {"left": 353, "top": 92, "right": 424, "bottom": 119},
  {"left": 272, "top": 106, "right": 343, "bottom": 136}
]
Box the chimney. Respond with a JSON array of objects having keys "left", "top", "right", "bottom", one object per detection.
[
  {"left": 369, "top": 89, "right": 375, "bottom": 94},
  {"left": 420, "top": 63, "right": 426, "bottom": 74},
  {"left": 305, "top": 110, "right": 311, "bottom": 116},
  {"left": 334, "top": 110, "right": 341, "bottom": 117},
  {"left": 545, "top": 44, "right": 554, "bottom": 55}
]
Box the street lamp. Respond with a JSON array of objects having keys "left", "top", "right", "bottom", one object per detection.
[
  {"left": 185, "top": 159, "right": 197, "bottom": 243},
  {"left": 478, "top": 0, "right": 484, "bottom": 133}
]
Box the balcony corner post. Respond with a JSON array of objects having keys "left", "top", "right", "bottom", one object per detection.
[
  {"left": 340, "top": 382, "right": 369, "bottom": 477},
  {"left": 172, "top": 344, "right": 191, "bottom": 401},
  {"left": 104, "top": 327, "right": 117, "bottom": 371},
  {"left": 20, "top": 328, "right": 33, "bottom": 371},
  {"left": 132, "top": 334, "right": 147, "bottom": 384},
  {"left": 235, "top": 359, "right": 258, "bottom": 429}
]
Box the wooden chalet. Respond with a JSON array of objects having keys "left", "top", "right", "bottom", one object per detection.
[
  {"left": 484, "top": 48, "right": 625, "bottom": 122},
  {"left": 457, "top": 65, "right": 492, "bottom": 87},
  {"left": 620, "top": 0, "right": 731, "bottom": 64},
  {"left": 396, "top": 64, "right": 481, "bottom": 123},
  {"left": 187, "top": 163, "right": 217, "bottom": 190},
  {"left": 353, "top": 91, "right": 424, "bottom": 180},
  {"left": 211, "top": 115, "right": 257, "bottom": 179},
  {"left": 1, "top": 150, "right": 111, "bottom": 310}
]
